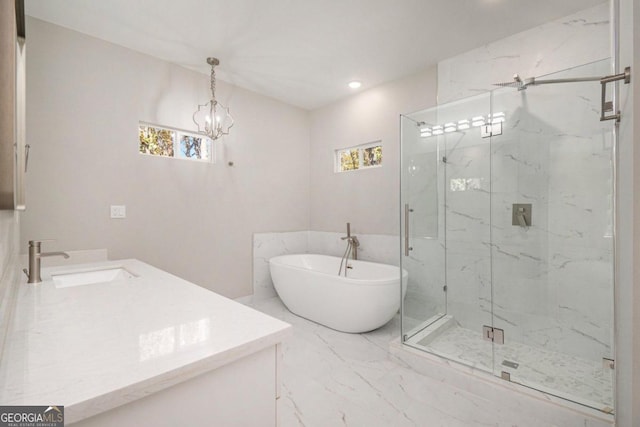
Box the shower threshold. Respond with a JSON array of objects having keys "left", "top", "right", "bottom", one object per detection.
[{"left": 404, "top": 316, "right": 613, "bottom": 413}]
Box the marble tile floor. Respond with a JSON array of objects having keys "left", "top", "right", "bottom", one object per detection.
[
  {"left": 242, "top": 297, "right": 608, "bottom": 426},
  {"left": 416, "top": 326, "right": 614, "bottom": 412}
]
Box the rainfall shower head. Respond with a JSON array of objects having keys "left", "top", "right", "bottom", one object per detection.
[
  {"left": 493, "top": 74, "right": 535, "bottom": 90},
  {"left": 493, "top": 73, "right": 604, "bottom": 91}
]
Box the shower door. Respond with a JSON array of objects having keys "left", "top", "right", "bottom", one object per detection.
[
  {"left": 400, "top": 59, "right": 615, "bottom": 412},
  {"left": 401, "top": 93, "right": 495, "bottom": 373},
  {"left": 488, "top": 59, "right": 615, "bottom": 411}
]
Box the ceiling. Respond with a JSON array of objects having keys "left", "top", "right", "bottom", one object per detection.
[{"left": 25, "top": 0, "right": 605, "bottom": 110}]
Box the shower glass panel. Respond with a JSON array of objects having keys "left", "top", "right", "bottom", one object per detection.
[
  {"left": 400, "top": 93, "right": 494, "bottom": 370},
  {"left": 400, "top": 59, "right": 615, "bottom": 412},
  {"left": 489, "top": 59, "right": 614, "bottom": 411},
  {"left": 400, "top": 109, "right": 445, "bottom": 334}
]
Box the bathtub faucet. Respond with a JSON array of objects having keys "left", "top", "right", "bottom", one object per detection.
[
  {"left": 338, "top": 223, "right": 360, "bottom": 276},
  {"left": 340, "top": 222, "right": 359, "bottom": 261}
]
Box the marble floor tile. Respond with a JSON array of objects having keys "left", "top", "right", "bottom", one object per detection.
[
  {"left": 416, "top": 325, "right": 613, "bottom": 410},
  {"left": 243, "top": 297, "right": 609, "bottom": 426}
]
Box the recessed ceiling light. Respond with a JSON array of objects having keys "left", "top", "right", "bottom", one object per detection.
[{"left": 348, "top": 81, "right": 362, "bottom": 89}]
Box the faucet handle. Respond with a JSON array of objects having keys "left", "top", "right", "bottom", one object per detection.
[
  {"left": 28, "top": 239, "right": 55, "bottom": 248},
  {"left": 29, "top": 239, "right": 54, "bottom": 244}
]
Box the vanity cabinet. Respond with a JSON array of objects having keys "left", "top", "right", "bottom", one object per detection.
[
  {"left": 0, "top": 259, "right": 290, "bottom": 426},
  {"left": 71, "top": 346, "right": 281, "bottom": 427}
]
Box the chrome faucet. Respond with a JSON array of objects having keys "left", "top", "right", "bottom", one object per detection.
[
  {"left": 24, "top": 240, "right": 70, "bottom": 284},
  {"left": 340, "top": 222, "right": 360, "bottom": 260}
]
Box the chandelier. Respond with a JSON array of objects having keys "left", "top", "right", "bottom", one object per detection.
[{"left": 192, "top": 57, "right": 234, "bottom": 140}]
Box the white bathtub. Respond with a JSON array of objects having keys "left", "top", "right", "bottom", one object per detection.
[{"left": 269, "top": 254, "right": 408, "bottom": 333}]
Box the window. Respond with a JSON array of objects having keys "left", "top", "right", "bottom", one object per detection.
[
  {"left": 139, "top": 122, "right": 213, "bottom": 162},
  {"left": 335, "top": 141, "right": 382, "bottom": 172}
]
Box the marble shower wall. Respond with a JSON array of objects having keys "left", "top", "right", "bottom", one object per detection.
[
  {"left": 489, "top": 60, "right": 614, "bottom": 362},
  {"left": 425, "top": 2, "right": 613, "bottom": 362},
  {"left": 437, "top": 3, "right": 611, "bottom": 105},
  {"left": 252, "top": 231, "right": 398, "bottom": 301}
]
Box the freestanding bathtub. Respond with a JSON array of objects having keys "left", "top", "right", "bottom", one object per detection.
[{"left": 269, "top": 254, "right": 408, "bottom": 333}]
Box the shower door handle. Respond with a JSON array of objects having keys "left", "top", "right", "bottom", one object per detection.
[
  {"left": 24, "top": 144, "right": 30, "bottom": 172},
  {"left": 404, "top": 204, "right": 413, "bottom": 256}
]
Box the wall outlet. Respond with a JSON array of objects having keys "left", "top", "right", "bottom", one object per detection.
[{"left": 110, "top": 205, "right": 126, "bottom": 219}]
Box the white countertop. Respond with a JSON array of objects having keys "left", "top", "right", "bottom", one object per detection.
[{"left": 0, "top": 259, "right": 291, "bottom": 424}]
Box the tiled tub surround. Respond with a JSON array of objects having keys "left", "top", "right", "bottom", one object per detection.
[
  {"left": 253, "top": 231, "right": 309, "bottom": 300},
  {"left": 252, "top": 231, "right": 399, "bottom": 301},
  {"left": 242, "top": 296, "right": 613, "bottom": 427},
  {"left": 0, "top": 259, "right": 291, "bottom": 425}
]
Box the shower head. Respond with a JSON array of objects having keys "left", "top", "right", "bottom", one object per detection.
[
  {"left": 493, "top": 72, "right": 610, "bottom": 92},
  {"left": 493, "top": 74, "right": 535, "bottom": 90}
]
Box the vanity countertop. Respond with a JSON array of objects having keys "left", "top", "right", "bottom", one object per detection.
[{"left": 0, "top": 259, "right": 291, "bottom": 424}]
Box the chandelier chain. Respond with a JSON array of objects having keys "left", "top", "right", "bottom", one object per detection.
[{"left": 210, "top": 65, "right": 216, "bottom": 104}]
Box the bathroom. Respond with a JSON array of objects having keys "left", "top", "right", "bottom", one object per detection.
[{"left": 0, "top": 0, "right": 639, "bottom": 425}]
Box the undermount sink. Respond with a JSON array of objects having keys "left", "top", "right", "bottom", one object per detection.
[{"left": 52, "top": 267, "right": 137, "bottom": 288}]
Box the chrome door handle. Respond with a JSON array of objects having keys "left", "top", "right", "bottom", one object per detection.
[
  {"left": 24, "top": 144, "right": 30, "bottom": 172},
  {"left": 404, "top": 204, "right": 413, "bottom": 256}
]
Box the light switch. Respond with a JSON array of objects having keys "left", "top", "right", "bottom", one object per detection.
[{"left": 110, "top": 205, "right": 126, "bottom": 219}]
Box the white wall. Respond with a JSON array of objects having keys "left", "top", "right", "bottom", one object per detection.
[
  {"left": 22, "top": 18, "right": 310, "bottom": 298},
  {"left": 614, "top": 0, "right": 640, "bottom": 423},
  {"left": 308, "top": 67, "right": 437, "bottom": 236}
]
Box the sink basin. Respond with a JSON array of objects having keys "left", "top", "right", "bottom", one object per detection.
[{"left": 52, "top": 267, "right": 136, "bottom": 288}]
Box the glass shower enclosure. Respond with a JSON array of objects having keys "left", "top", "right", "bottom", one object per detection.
[{"left": 400, "top": 59, "right": 615, "bottom": 413}]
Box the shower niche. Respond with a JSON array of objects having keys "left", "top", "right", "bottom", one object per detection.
[{"left": 400, "top": 59, "right": 616, "bottom": 413}]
